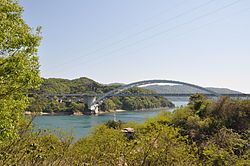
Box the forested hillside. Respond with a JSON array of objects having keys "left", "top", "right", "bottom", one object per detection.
[
  {"left": 145, "top": 84, "right": 242, "bottom": 94},
  {"left": 27, "top": 77, "right": 174, "bottom": 114}
]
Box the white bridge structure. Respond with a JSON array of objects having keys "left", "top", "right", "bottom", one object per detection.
[{"left": 46, "top": 79, "right": 249, "bottom": 114}]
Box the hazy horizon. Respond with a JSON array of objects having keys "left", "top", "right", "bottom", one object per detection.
[{"left": 20, "top": 0, "right": 250, "bottom": 93}]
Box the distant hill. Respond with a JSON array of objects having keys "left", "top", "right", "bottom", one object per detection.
[
  {"left": 144, "top": 85, "right": 242, "bottom": 94},
  {"left": 143, "top": 85, "right": 242, "bottom": 101},
  {"left": 105, "top": 83, "right": 126, "bottom": 87},
  {"left": 40, "top": 77, "right": 105, "bottom": 94}
]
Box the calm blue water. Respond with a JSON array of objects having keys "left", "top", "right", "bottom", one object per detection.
[{"left": 33, "top": 101, "right": 187, "bottom": 139}]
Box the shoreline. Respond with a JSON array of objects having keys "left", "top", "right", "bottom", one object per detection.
[
  {"left": 24, "top": 107, "right": 174, "bottom": 116},
  {"left": 25, "top": 111, "right": 72, "bottom": 116},
  {"left": 24, "top": 110, "right": 126, "bottom": 116}
]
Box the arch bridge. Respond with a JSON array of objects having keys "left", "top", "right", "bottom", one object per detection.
[
  {"left": 46, "top": 79, "right": 249, "bottom": 114},
  {"left": 89, "top": 79, "right": 220, "bottom": 113}
]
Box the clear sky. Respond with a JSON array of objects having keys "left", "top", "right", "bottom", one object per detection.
[{"left": 20, "top": 0, "right": 250, "bottom": 93}]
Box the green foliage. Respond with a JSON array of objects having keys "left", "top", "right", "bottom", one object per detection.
[
  {"left": 46, "top": 99, "right": 67, "bottom": 113},
  {"left": 100, "top": 98, "right": 117, "bottom": 111},
  {"left": 0, "top": 0, "right": 42, "bottom": 142},
  {"left": 188, "top": 93, "right": 206, "bottom": 110},
  {"left": 168, "top": 96, "right": 250, "bottom": 165},
  {"left": 66, "top": 101, "right": 85, "bottom": 113},
  {"left": 69, "top": 126, "right": 127, "bottom": 165},
  {"left": 26, "top": 94, "right": 48, "bottom": 113},
  {"left": 39, "top": 77, "right": 104, "bottom": 94},
  {"left": 0, "top": 129, "right": 72, "bottom": 166},
  {"left": 68, "top": 121, "right": 198, "bottom": 166},
  {"left": 208, "top": 97, "right": 250, "bottom": 132},
  {"left": 105, "top": 120, "right": 123, "bottom": 129}
]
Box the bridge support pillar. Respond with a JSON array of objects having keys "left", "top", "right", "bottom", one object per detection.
[{"left": 87, "top": 96, "right": 99, "bottom": 114}]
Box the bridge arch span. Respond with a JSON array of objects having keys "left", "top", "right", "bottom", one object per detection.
[{"left": 92, "top": 79, "right": 219, "bottom": 107}]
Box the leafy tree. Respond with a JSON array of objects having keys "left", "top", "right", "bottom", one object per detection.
[
  {"left": 105, "top": 120, "right": 123, "bottom": 129},
  {"left": 26, "top": 94, "right": 48, "bottom": 113},
  {"left": 0, "top": 0, "right": 42, "bottom": 142},
  {"left": 45, "top": 98, "right": 66, "bottom": 113},
  {"left": 69, "top": 122, "right": 198, "bottom": 165},
  {"left": 188, "top": 93, "right": 210, "bottom": 116},
  {"left": 100, "top": 98, "right": 117, "bottom": 111},
  {"left": 208, "top": 97, "right": 250, "bottom": 132},
  {"left": 67, "top": 101, "right": 85, "bottom": 113}
]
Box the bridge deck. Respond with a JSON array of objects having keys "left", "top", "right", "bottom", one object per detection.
[{"left": 46, "top": 93, "right": 250, "bottom": 98}]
